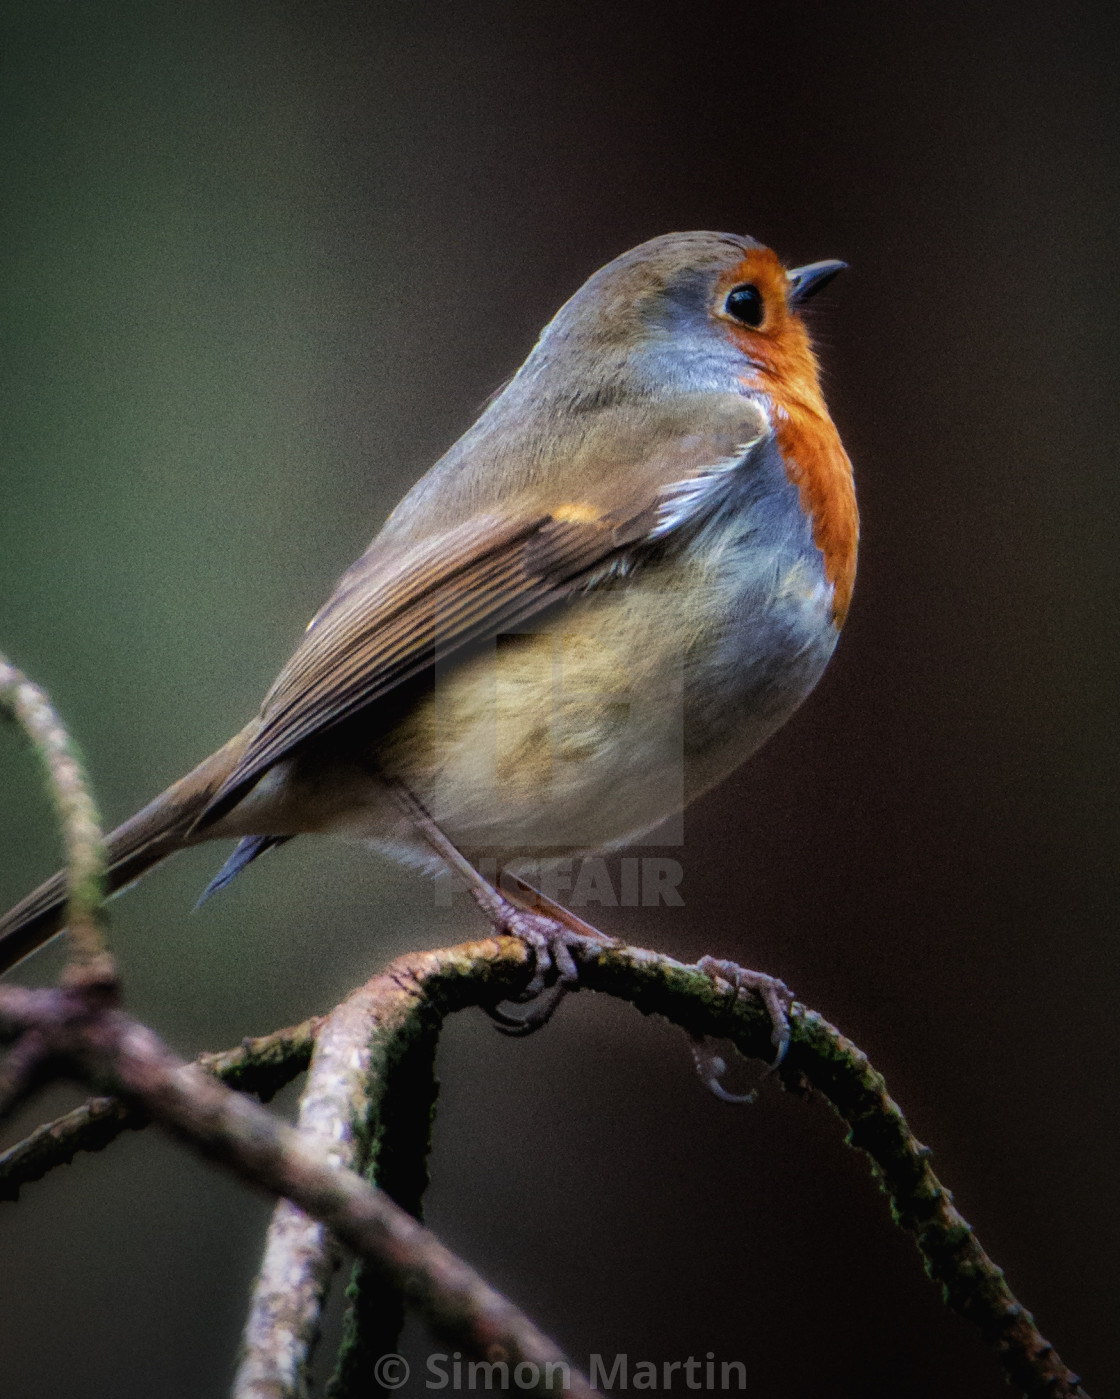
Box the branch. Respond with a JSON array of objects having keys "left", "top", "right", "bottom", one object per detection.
[
  {"left": 275, "top": 939, "right": 1095, "bottom": 1399},
  {"left": 1, "top": 934, "right": 1088, "bottom": 1397},
  {"left": 0, "top": 972, "right": 589, "bottom": 1397},
  {"left": 582, "top": 945, "right": 1090, "bottom": 1399},
  {"left": 0, "top": 652, "right": 108, "bottom": 971},
  {"left": 328, "top": 981, "right": 440, "bottom": 1397},
  {"left": 233, "top": 979, "right": 439, "bottom": 1398},
  {"left": 0, "top": 1017, "right": 322, "bottom": 1202}
]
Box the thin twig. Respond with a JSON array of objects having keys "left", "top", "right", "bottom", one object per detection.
[
  {"left": 0, "top": 653, "right": 108, "bottom": 971},
  {"left": 235, "top": 957, "right": 443, "bottom": 1399},
  {"left": 0, "top": 1095, "right": 141, "bottom": 1196},
  {"left": 0, "top": 1016, "right": 322, "bottom": 1202},
  {"left": 587, "top": 944, "right": 1090, "bottom": 1399}
]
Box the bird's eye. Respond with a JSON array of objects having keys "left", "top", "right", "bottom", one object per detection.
[{"left": 724, "top": 284, "right": 764, "bottom": 328}]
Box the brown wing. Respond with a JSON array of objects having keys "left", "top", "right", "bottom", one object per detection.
[
  {"left": 196, "top": 508, "right": 651, "bottom": 827},
  {"left": 196, "top": 394, "right": 769, "bottom": 830}
]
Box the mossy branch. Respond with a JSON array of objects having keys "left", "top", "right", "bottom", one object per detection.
[
  {"left": 1, "top": 940, "right": 1091, "bottom": 1399},
  {"left": 0, "top": 1016, "right": 321, "bottom": 1201},
  {"left": 232, "top": 982, "right": 439, "bottom": 1398},
  {"left": 326, "top": 973, "right": 441, "bottom": 1396}
]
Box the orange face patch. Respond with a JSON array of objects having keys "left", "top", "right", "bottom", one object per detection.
[
  {"left": 713, "top": 249, "right": 795, "bottom": 344},
  {"left": 711, "top": 250, "right": 859, "bottom": 626}
]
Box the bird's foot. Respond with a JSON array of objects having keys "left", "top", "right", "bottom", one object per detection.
[
  {"left": 382, "top": 778, "right": 612, "bottom": 1034},
  {"left": 482, "top": 894, "right": 612, "bottom": 1037},
  {"left": 691, "top": 956, "right": 794, "bottom": 1103}
]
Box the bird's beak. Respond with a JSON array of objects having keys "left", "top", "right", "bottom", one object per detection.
[{"left": 787, "top": 259, "right": 848, "bottom": 308}]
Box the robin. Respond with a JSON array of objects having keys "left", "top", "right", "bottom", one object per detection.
[{"left": 0, "top": 231, "right": 856, "bottom": 1054}]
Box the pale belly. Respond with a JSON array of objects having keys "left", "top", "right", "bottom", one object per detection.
[{"left": 238, "top": 536, "right": 839, "bottom": 872}]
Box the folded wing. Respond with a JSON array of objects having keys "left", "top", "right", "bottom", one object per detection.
[{"left": 197, "top": 394, "right": 770, "bottom": 830}]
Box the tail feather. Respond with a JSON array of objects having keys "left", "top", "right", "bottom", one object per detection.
[
  {"left": 0, "top": 726, "right": 254, "bottom": 976},
  {"left": 196, "top": 834, "right": 292, "bottom": 906}
]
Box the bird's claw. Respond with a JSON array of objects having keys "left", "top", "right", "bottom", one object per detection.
[
  {"left": 485, "top": 982, "right": 569, "bottom": 1037},
  {"left": 482, "top": 903, "right": 607, "bottom": 1036},
  {"left": 692, "top": 955, "right": 795, "bottom": 1103},
  {"left": 688, "top": 1040, "right": 759, "bottom": 1104}
]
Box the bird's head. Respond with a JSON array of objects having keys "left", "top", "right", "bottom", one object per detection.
[{"left": 532, "top": 231, "right": 846, "bottom": 408}]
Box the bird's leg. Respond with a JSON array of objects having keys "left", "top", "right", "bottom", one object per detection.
[
  {"left": 691, "top": 956, "right": 794, "bottom": 1103},
  {"left": 385, "top": 780, "right": 613, "bottom": 1034}
]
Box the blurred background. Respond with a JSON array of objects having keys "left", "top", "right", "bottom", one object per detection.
[{"left": 1, "top": 2, "right": 1117, "bottom": 1395}]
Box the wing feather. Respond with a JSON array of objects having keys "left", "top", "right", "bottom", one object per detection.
[{"left": 196, "top": 395, "right": 771, "bottom": 829}]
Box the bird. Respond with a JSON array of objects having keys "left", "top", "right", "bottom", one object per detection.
[{"left": 0, "top": 231, "right": 857, "bottom": 1044}]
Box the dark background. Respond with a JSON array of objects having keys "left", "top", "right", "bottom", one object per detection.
[{"left": 1, "top": 2, "right": 1117, "bottom": 1395}]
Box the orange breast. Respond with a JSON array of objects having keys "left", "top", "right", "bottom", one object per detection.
[
  {"left": 772, "top": 401, "right": 859, "bottom": 627},
  {"left": 717, "top": 249, "right": 859, "bottom": 627}
]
